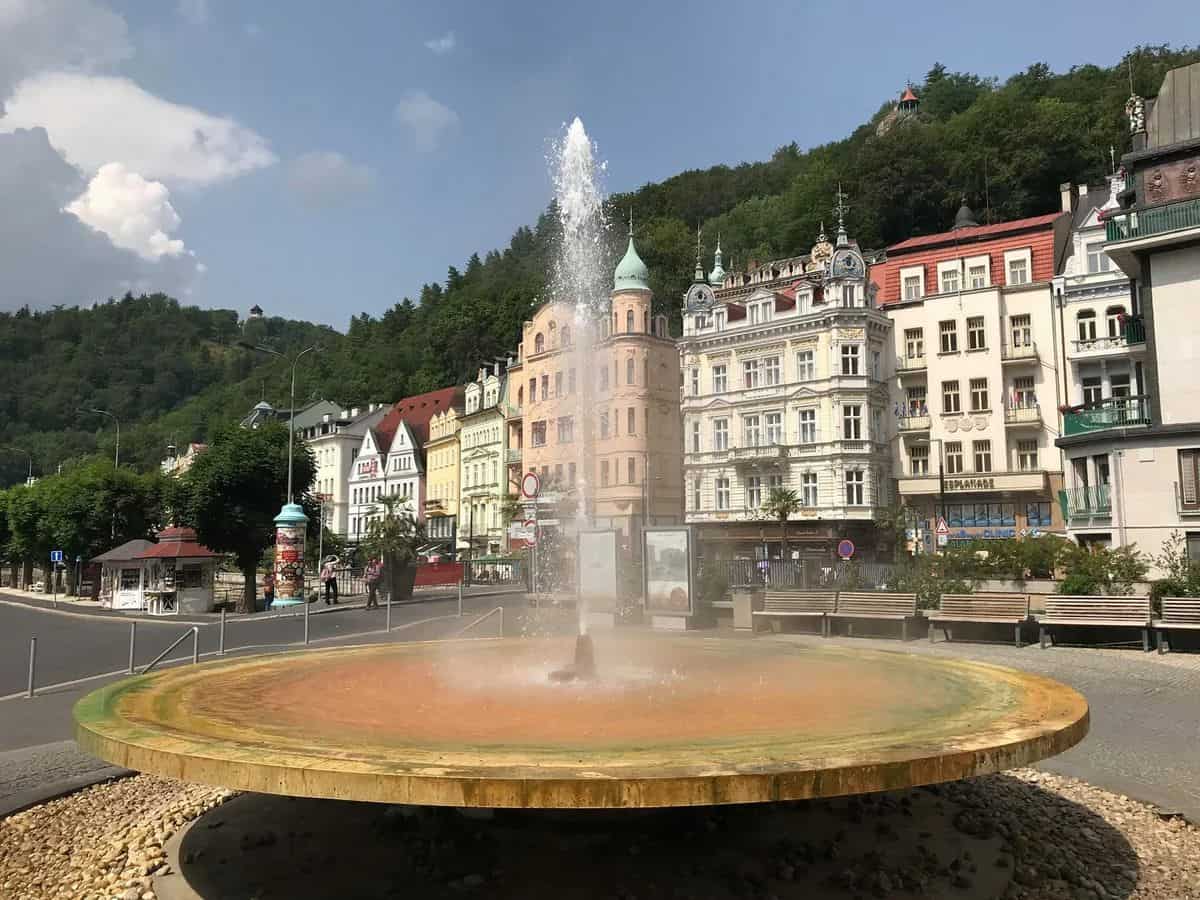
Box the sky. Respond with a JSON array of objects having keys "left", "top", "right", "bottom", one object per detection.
[{"left": 0, "top": 0, "right": 1187, "bottom": 327}]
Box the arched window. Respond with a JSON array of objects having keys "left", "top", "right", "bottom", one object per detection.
[
  {"left": 516, "top": 386, "right": 524, "bottom": 408},
  {"left": 1076, "top": 310, "right": 1096, "bottom": 343},
  {"left": 534, "top": 332, "right": 545, "bottom": 353},
  {"left": 561, "top": 325, "right": 572, "bottom": 347},
  {"left": 643, "top": 310, "right": 649, "bottom": 332},
  {"left": 1106, "top": 305, "right": 1126, "bottom": 338},
  {"left": 626, "top": 309, "right": 634, "bottom": 332}
]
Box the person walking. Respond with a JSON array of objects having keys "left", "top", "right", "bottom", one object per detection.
[
  {"left": 365, "top": 557, "right": 383, "bottom": 609},
  {"left": 321, "top": 557, "right": 339, "bottom": 605},
  {"left": 262, "top": 571, "right": 276, "bottom": 611}
]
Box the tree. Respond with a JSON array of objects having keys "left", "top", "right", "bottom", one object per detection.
[
  {"left": 359, "top": 495, "right": 426, "bottom": 601},
  {"left": 1057, "top": 543, "right": 1148, "bottom": 595},
  {"left": 761, "top": 488, "right": 802, "bottom": 558},
  {"left": 180, "top": 424, "right": 315, "bottom": 613}
]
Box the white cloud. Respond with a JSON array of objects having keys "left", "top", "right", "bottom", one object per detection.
[
  {"left": 66, "top": 162, "right": 189, "bottom": 260},
  {"left": 424, "top": 31, "right": 455, "bottom": 55},
  {"left": 176, "top": 0, "right": 208, "bottom": 25},
  {"left": 0, "top": 0, "right": 132, "bottom": 100},
  {"left": 286, "top": 151, "right": 375, "bottom": 208},
  {"left": 0, "top": 71, "right": 277, "bottom": 186},
  {"left": 394, "top": 89, "right": 459, "bottom": 152}
]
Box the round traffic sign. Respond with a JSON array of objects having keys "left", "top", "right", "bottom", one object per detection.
[
  {"left": 837, "top": 539, "right": 855, "bottom": 560},
  {"left": 521, "top": 471, "right": 541, "bottom": 499}
]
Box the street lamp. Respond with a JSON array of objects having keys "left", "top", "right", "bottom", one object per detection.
[
  {"left": 78, "top": 408, "right": 120, "bottom": 469},
  {"left": 238, "top": 342, "right": 320, "bottom": 608},
  {"left": 910, "top": 437, "right": 946, "bottom": 552},
  {"left": 1, "top": 446, "right": 33, "bottom": 484}
]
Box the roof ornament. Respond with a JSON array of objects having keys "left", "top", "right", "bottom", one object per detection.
[
  {"left": 833, "top": 184, "right": 850, "bottom": 247},
  {"left": 694, "top": 223, "right": 705, "bottom": 282},
  {"left": 707, "top": 232, "right": 726, "bottom": 286}
]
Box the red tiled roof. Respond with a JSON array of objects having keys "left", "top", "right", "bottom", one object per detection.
[
  {"left": 901, "top": 86, "right": 918, "bottom": 103},
  {"left": 136, "top": 526, "right": 222, "bottom": 560},
  {"left": 886, "top": 212, "right": 1064, "bottom": 253},
  {"left": 375, "top": 386, "right": 465, "bottom": 452}
]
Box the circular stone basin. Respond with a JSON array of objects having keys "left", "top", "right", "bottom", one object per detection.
[{"left": 74, "top": 635, "right": 1088, "bottom": 809}]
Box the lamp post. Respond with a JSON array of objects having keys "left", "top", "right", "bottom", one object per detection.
[
  {"left": 78, "top": 408, "right": 120, "bottom": 469},
  {"left": 239, "top": 342, "right": 320, "bottom": 607}
]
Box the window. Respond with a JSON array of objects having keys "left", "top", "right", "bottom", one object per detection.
[
  {"left": 970, "top": 378, "right": 989, "bottom": 412},
  {"left": 910, "top": 445, "right": 929, "bottom": 475},
  {"left": 555, "top": 371, "right": 563, "bottom": 397},
  {"left": 871, "top": 350, "right": 881, "bottom": 380},
  {"left": 795, "top": 350, "right": 815, "bottom": 381},
  {"left": 939, "top": 320, "right": 958, "bottom": 353},
  {"left": 598, "top": 367, "right": 608, "bottom": 392},
  {"left": 1017, "top": 440, "right": 1038, "bottom": 471},
  {"left": 627, "top": 407, "right": 636, "bottom": 435},
  {"left": 690, "top": 478, "right": 701, "bottom": 511},
  {"left": 119, "top": 568, "right": 140, "bottom": 591},
  {"left": 746, "top": 476, "right": 762, "bottom": 510},
  {"left": 1010, "top": 314, "right": 1032, "bottom": 348},
  {"left": 569, "top": 369, "right": 577, "bottom": 394},
  {"left": 742, "top": 359, "right": 760, "bottom": 389},
  {"left": 690, "top": 367, "right": 699, "bottom": 395},
  {"left": 872, "top": 408, "right": 882, "bottom": 441},
  {"left": 942, "top": 380, "right": 961, "bottom": 414},
  {"left": 529, "top": 378, "right": 537, "bottom": 403},
  {"left": 531, "top": 420, "right": 547, "bottom": 447},
  {"left": 626, "top": 309, "right": 634, "bottom": 332},
  {"left": 561, "top": 325, "right": 572, "bottom": 347},
  {"left": 945, "top": 441, "right": 964, "bottom": 474},
  {"left": 690, "top": 420, "right": 700, "bottom": 452},
  {"left": 1013, "top": 375, "right": 1035, "bottom": 409},
  {"left": 627, "top": 457, "right": 636, "bottom": 484},
  {"left": 841, "top": 344, "right": 860, "bottom": 376},
  {"left": 743, "top": 415, "right": 761, "bottom": 447},
  {"left": 968, "top": 263, "right": 987, "bottom": 288},
  {"left": 845, "top": 470, "right": 865, "bottom": 505},
  {"left": 1082, "top": 376, "right": 1102, "bottom": 407},
  {"left": 765, "top": 412, "right": 783, "bottom": 445},
  {"left": 557, "top": 417, "right": 574, "bottom": 443},
  {"left": 714, "top": 310, "right": 725, "bottom": 331},
  {"left": 712, "top": 365, "right": 727, "bottom": 393},
  {"left": 534, "top": 333, "right": 544, "bottom": 353},
  {"left": 1110, "top": 372, "right": 1131, "bottom": 398},
  {"left": 517, "top": 385, "right": 524, "bottom": 408},
  {"left": 842, "top": 404, "right": 862, "bottom": 440},
  {"left": 904, "top": 328, "right": 924, "bottom": 360},
  {"left": 798, "top": 409, "right": 817, "bottom": 444},
  {"left": 764, "top": 356, "right": 781, "bottom": 386},
  {"left": 801, "top": 472, "right": 818, "bottom": 507},
  {"left": 713, "top": 419, "right": 728, "bottom": 451},
  {"left": 973, "top": 440, "right": 992, "bottom": 473},
  {"left": 600, "top": 460, "right": 609, "bottom": 487},
  {"left": 1086, "top": 242, "right": 1111, "bottom": 274},
  {"left": 967, "top": 316, "right": 986, "bottom": 350},
  {"left": 903, "top": 274, "right": 922, "bottom": 300},
  {"left": 1106, "top": 306, "right": 1126, "bottom": 338},
  {"left": 540, "top": 374, "right": 549, "bottom": 399},
  {"left": 1179, "top": 449, "right": 1200, "bottom": 510},
  {"left": 1007, "top": 255, "right": 1029, "bottom": 285},
  {"left": 626, "top": 357, "right": 635, "bottom": 385},
  {"left": 715, "top": 477, "right": 730, "bottom": 510},
  {"left": 1026, "top": 502, "right": 1052, "bottom": 527},
  {"left": 1077, "top": 310, "right": 1097, "bottom": 343},
  {"left": 940, "top": 265, "right": 961, "bottom": 294}
]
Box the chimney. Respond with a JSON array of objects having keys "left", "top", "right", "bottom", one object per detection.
[
  {"left": 492, "top": 360, "right": 501, "bottom": 377},
  {"left": 1059, "top": 182, "right": 1074, "bottom": 213}
]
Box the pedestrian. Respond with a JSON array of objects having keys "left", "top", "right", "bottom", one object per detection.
[
  {"left": 321, "top": 556, "right": 339, "bottom": 605},
  {"left": 365, "top": 557, "right": 383, "bottom": 609},
  {"left": 262, "top": 571, "right": 276, "bottom": 611}
]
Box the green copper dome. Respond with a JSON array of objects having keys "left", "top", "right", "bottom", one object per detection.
[{"left": 614, "top": 231, "right": 650, "bottom": 292}]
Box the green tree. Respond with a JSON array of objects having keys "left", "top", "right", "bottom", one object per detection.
[
  {"left": 359, "top": 495, "right": 427, "bottom": 601},
  {"left": 761, "top": 488, "right": 802, "bottom": 558},
  {"left": 179, "top": 424, "right": 315, "bottom": 613},
  {"left": 1057, "top": 543, "right": 1148, "bottom": 595}
]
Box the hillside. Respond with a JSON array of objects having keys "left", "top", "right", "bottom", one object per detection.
[{"left": 2, "top": 45, "right": 1196, "bottom": 488}]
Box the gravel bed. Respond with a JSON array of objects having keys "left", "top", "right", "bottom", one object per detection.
[{"left": 0, "top": 775, "right": 229, "bottom": 900}]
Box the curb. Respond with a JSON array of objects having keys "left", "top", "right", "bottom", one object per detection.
[{"left": 0, "top": 766, "right": 134, "bottom": 819}]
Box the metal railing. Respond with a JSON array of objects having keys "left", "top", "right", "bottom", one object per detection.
[
  {"left": 1063, "top": 396, "right": 1152, "bottom": 436},
  {"left": 456, "top": 605, "right": 504, "bottom": 638},
  {"left": 897, "top": 354, "right": 927, "bottom": 372},
  {"left": 1106, "top": 197, "right": 1200, "bottom": 242},
  {"left": 140, "top": 626, "right": 200, "bottom": 675},
  {"left": 897, "top": 414, "right": 931, "bottom": 431},
  {"left": 1004, "top": 405, "right": 1040, "bottom": 424},
  {"left": 1175, "top": 482, "right": 1200, "bottom": 517},
  {"left": 718, "top": 559, "right": 896, "bottom": 591},
  {"left": 1001, "top": 341, "right": 1038, "bottom": 361},
  {"left": 463, "top": 558, "right": 525, "bottom": 586},
  {"left": 1059, "top": 485, "right": 1111, "bottom": 519},
  {"left": 1124, "top": 315, "right": 1146, "bottom": 345}
]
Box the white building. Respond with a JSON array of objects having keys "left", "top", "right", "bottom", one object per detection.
[
  {"left": 459, "top": 367, "right": 508, "bottom": 555},
  {"left": 679, "top": 212, "right": 894, "bottom": 560},
  {"left": 305, "top": 404, "right": 389, "bottom": 538}
]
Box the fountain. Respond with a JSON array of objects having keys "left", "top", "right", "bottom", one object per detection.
[{"left": 74, "top": 120, "right": 1088, "bottom": 814}]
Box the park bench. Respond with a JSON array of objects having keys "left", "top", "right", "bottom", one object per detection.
[
  {"left": 753, "top": 591, "right": 837, "bottom": 636},
  {"left": 1154, "top": 598, "right": 1200, "bottom": 653},
  {"left": 1037, "top": 595, "right": 1152, "bottom": 651},
  {"left": 828, "top": 592, "right": 919, "bottom": 641},
  {"left": 927, "top": 593, "right": 1030, "bottom": 647}
]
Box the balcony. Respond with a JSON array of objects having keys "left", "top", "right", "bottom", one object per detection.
[
  {"left": 897, "top": 414, "right": 931, "bottom": 432},
  {"left": 1070, "top": 321, "right": 1147, "bottom": 359},
  {"left": 1058, "top": 485, "right": 1111, "bottom": 521},
  {"left": 504, "top": 448, "right": 522, "bottom": 464},
  {"left": 732, "top": 444, "right": 786, "bottom": 462},
  {"left": 1062, "top": 395, "right": 1151, "bottom": 436},
  {"left": 1106, "top": 197, "right": 1200, "bottom": 242},
  {"left": 1004, "top": 405, "right": 1041, "bottom": 426},
  {"left": 897, "top": 354, "right": 927, "bottom": 374},
  {"left": 1000, "top": 341, "right": 1038, "bottom": 364},
  {"left": 1123, "top": 315, "right": 1146, "bottom": 345}
]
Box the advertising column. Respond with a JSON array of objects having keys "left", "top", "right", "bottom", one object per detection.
[{"left": 273, "top": 502, "right": 308, "bottom": 606}]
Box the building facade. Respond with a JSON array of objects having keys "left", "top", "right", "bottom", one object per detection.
[
  {"left": 306, "top": 404, "right": 389, "bottom": 538},
  {"left": 423, "top": 406, "right": 462, "bottom": 552},
  {"left": 459, "top": 367, "right": 508, "bottom": 555},
  {"left": 871, "top": 203, "right": 1070, "bottom": 547},
  {"left": 679, "top": 216, "right": 893, "bottom": 560},
  {"left": 1056, "top": 62, "right": 1200, "bottom": 570}
]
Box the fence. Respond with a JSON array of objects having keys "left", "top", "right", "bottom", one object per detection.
[
  {"left": 716, "top": 559, "right": 896, "bottom": 591},
  {"left": 464, "top": 557, "right": 527, "bottom": 587}
]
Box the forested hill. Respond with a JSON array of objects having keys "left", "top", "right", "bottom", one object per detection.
[{"left": 2, "top": 46, "right": 1197, "bottom": 487}]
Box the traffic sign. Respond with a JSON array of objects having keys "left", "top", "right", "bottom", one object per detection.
[
  {"left": 935, "top": 516, "right": 949, "bottom": 537},
  {"left": 837, "top": 539, "right": 855, "bottom": 560},
  {"left": 50, "top": 550, "right": 63, "bottom": 563},
  {"left": 937, "top": 534, "right": 949, "bottom": 547},
  {"left": 520, "top": 471, "right": 541, "bottom": 499}
]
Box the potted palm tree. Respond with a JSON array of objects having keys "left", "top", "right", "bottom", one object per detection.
[
  {"left": 360, "top": 495, "right": 426, "bottom": 604},
  {"left": 762, "top": 487, "right": 803, "bottom": 562}
]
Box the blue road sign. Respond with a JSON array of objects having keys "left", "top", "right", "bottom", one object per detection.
[{"left": 50, "top": 549, "right": 64, "bottom": 563}]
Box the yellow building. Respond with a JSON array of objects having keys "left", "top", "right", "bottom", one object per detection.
[{"left": 423, "top": 406, "right": 462, "bottom": 553}]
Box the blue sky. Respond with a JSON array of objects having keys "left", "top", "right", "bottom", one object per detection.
[{"left": 0, "top": 0, "right": 1185, "bottom": 326}]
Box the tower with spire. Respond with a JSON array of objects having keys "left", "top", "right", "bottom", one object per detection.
[{"left": 708, "top": 234, "right": 726, "bottom": 287}]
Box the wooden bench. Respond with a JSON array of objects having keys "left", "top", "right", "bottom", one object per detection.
[
  {"left": 753, "top": 591, "right": 837, "bottom": 636},
  {"left": 1037, "top": 596, "right": 1153, "bottom": 651},
  {"left": 927, "top": 593, "right": 1030, "bottom": 647},
  {"left": 828, "top": 592, "right": 919, "bottom": 641},
  {"left": 1154, "top": 597, "right": 1200, "bottom": 653}
]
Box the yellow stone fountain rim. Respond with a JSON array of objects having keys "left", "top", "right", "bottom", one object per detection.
[{"left": 74, "top": 637, "right": 1089, "bottom": 809}]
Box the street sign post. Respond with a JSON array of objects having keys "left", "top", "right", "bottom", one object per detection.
[
  {"left": 935, "top": 516, "right": 949, "bottom": 537},
  {"left": 50, "top": 550, "right": 63, "bottom": 563},
  {"left": 520, "top": 472, "right": 541, "bottom": 500},
  {"left": 837, "top": 539, "right": 855, "bottom": 560}
]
